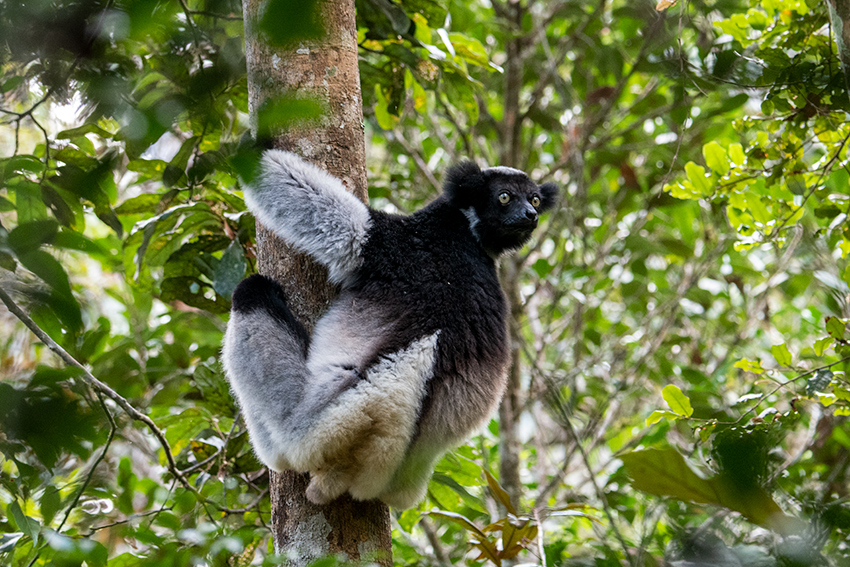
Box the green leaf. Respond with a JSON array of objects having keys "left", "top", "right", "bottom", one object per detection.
[
  {"left": 703, "top": 141, "right": 730, "bottom": 176},
  {"left": 448, "top": 33, "right": 490, "bottom": 67},
  {"left": 17, "top": 250, "right": 73, "bottom": 298},
  {"left": 5, "top": 154, "right": 44, "bottom": 175},
  {"left": 374, "top": 84, "right": 400, "bottom": 130},
  {"left": 7, "top": 219, "right": 59, "bottom": 254},
  {"left": 427, "top": 510, "right": 488, "bottom": 540},
  {"left": 484, "top": 469, "right": 516, "bottom": 515},
  {"left": 662, "top": 384, "right": 693, "bottom": 417},
  {"left": 806, "top": 369, "right": 833, "bottom": 397},
  {"left": 8, "top": 501, "right": 39, "bottom": 546},
  {"left": 1, "top": 75, "right": 24, "bottom": 93},
  {"left": 728, "top": 143, "right": 746, "bottom": 165},
  {"left": 40, "top": 487, "right": 62, "bottom": 526},
  {"left": 115, "top": 193, "right": 163, "bottom": 215},
  {"left": 816, "top": 392, "right": 838, "bottom": 406},
  {"left": 55, "top": 123, "right": 113, "bottom": 140},
  {"left": 212, "top": 240, "right": 247, "bottom": 299},
  {"left": 0, "top": 533, "right": 24, "bottom": 553},
  {"left": 826, "top": 317, "right": 846, "bottom": 340},
  {"left": 770, "top": 343, "right": 792, "bottom": 367},
  {"left": 11, "top": 179, "right": 48, "bottom": 222},
  {"left": 734, "top": 358, "right": 764, "bottom": 374},
  {"left": 257, "top": 94, "right": 326, "bottom": 139},
  {"left": 258, "top": 0, "right": 324, "bottom": 47},
  {"left": 621, "top": 448, "right": 800, "bottom": 533},
  {"left": 684, "top": 161, "right": 712, "bottom": 196},
  {"left": 160, "top": 276, "right": 229, "bottom": 313},
  {"left": 813, "top": 336, "right": 833, "bottom": 356},
  {"left": 646, "top": 409, "right": 679, "bottom": 426}
]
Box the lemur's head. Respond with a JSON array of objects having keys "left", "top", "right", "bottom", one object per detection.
[{"left": 444, "top": 161, "right": 558, "bottom": 256}]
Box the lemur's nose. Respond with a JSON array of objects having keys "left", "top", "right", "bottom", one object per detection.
[{"left": 525, "top": 209, "right": 538, "bottom": 222}]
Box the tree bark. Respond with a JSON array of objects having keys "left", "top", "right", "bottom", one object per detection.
[
  {"left": 241, "top": 0, "right": 391, "bottom": 564},
  {"left": 498, "top": 257, "right": 524, "bottom": 508},
  {"left": 497, "top": 0, "right": 527, "bottom": 511},
  {"left": 827, "top": 0, "right": 850, "bottom": 92}
]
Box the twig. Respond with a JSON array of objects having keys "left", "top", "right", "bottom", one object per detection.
[
  {"left": 734, "top": 355, "right": 850, "bottom": 424},
  {"left": 561, "top": 414, "right": 633, "bottom": 566},
  {"left": 57, "top": 391, "right": 117, "bottom": 531},
  {"left": 533, "top": 507, "right": 547, "bottom": 567},
  {"left": 84, "top": 506, "right": 175, "bottom": 536},
  {"left": 418, "top": 516, "right": 452, "bottom": 567},
  {"left": 767, "top": 129, "right": 850, "bottom": 240},
  {"left": 0, "top": 285, "right": 207, "bottom": 505}
]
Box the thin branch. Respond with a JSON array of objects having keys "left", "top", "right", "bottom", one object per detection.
[
  {"left": 57, "top": 391, "right": 117, "bottom": 531},
  {"left": 0, "top": 285, "right": 208, "bottom": 505},
  {"left": 84, "top": 506, "right": 175, "bottom": 536},
  {"left": 734, "top": 355, "right": 850, "bottom": 424},
  {"left": 767, "top": 129, "right": 850, "bottom": 240},
  {"left": 391, "top": 131, "right": 442, "bottom": 192},
  {"left": 561, "top": 414, "right": 634, "bottom": 566},
  {"left": 533, "top": 507, "right": 547, "bottom": 567}
]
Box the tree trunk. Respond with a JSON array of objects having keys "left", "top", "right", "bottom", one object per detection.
[
  {"left": 241, "top": 0, "right": 392, "bottom": 564},
  {"left": 498, "top": 257, "right": 524, "bottom": 508},
  {"left": 497, "top": 0, "right": 527, "bottom": 511},
  {"left": 827, "top": 0, "right": 850, "bottom": 91}
]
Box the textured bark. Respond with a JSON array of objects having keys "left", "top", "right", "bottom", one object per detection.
[
  {"left": 241, "top": 0, "right": 391, "bottom": 564},
  {"left": 827, "top": 0, "right": 850, "bottom": 91},
  {"left": 498, "top": 257, "right": 524, "bottom": 509},
  {"left": 497, "top": 1, "right": 527, "bottom": 511}
]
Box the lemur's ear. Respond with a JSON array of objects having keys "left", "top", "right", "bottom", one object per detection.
[
  {"left": 538, "top": 182, "right": 559, "bottom": 212},
  {"left": 443, "top": 161, "right": 484, "bottom": 209}
]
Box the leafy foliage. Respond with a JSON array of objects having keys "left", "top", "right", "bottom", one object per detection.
[{"left": 2, "top": 0, "right": 850, "bottom": 565}]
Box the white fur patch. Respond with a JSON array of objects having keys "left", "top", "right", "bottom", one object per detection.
[
  {"left": 462, "top": 207, "right": 480, "bottom": 242},
  {"left": 484, "top": 165, "right": 527, "bottom": 177},
  {"left": 244, "top": 150, "right": 372, "bottom": 286},
  {"left": 290, "top": 332, "right": 439, "bottom": 502}
]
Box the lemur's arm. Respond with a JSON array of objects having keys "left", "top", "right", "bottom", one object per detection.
[{"left": 244, "top": 150, "right": 371, "bottom": 285}]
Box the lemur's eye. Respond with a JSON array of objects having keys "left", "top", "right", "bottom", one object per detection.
[
  {"left": 531, "top": 196, "right": 541, "bottom": 208},
  {"left": 498, "top": 192, "right": 511, "bottom": 204}
]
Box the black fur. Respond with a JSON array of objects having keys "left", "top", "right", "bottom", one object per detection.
[{"left": 231, "top": 274, "right": 310, "bottom": 357}]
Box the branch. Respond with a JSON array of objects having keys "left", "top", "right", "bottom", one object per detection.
[
  {"left": 767, "top": 129, "right": 850, "bottom": 240},
  {"left": 561, "top": 413, "right": 634, "bottom": 566},
  {"left": 390, "top": 130, "right": 442, "bottom": 192},
  {"left": 57, "top": 391, "right": 117, "bottom": 531},
  {"left": 0, "top": 285, "right": 209, "bottom": 505}
]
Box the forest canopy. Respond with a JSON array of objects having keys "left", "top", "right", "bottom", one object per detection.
[{"left": 1, "top": 0, "right": 850, "bottom": 565}]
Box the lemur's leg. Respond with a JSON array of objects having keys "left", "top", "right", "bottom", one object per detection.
[
  {"left": 223, "top": 276, "right": 438, "bottom": 504},
  {"left": 243, "top": 150, "right": 372, "bottom": 286},
  {"left": 378, "top": 440, "right": 446, "bottom": 510},
  {"left": 299, "top": 329, "right": 440, "bottom": 504},
  {"left": 222, "top": 275, "right": 362, "bottom": 472}
]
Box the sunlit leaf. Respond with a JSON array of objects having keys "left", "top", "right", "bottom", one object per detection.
[
  {"left": 734, "top": 358, "right": 764, "bottom": 374},
  {"left": 770, "top": 343, "right": 792, "bottom": 367},
  {"left": 646, "top": 409, "right": 679, "bottom": 426},
  {"left": 826, "top": 317, "right": 846, "bottom": 340},
  {"left": 662, "top": 385, "right": 694, "bottom": 417}
]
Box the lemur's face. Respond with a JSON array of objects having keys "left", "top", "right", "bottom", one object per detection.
[
  {"left": 474, "top": 172, "right": 557, "bottom": 254},
  {"left": 491, "top": 178, "right": 543, "bottom": 235}
]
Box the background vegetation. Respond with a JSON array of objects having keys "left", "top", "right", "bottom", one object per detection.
[{"left": 1, "top": 0, "right": 849, "bottom": 565}]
